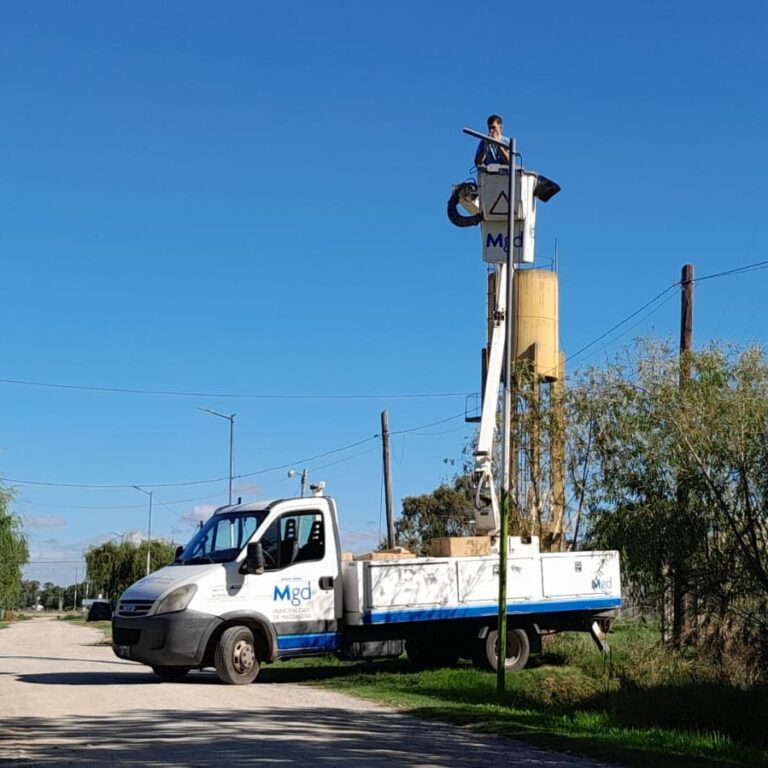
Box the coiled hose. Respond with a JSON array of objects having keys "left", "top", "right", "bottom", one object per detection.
[{"left": 447, "top": 181, "right": 483, "bottom": 228}]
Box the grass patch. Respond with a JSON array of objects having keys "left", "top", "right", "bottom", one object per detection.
[{"left": 261, "top": 621, "right": 768, "bottom": 768}]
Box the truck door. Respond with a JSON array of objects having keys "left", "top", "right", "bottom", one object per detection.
[{"left": 255, "top": 506, "right": 339, "bottom": 655}]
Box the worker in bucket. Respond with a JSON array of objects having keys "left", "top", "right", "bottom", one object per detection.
[{"left": 474, "top": 114, "right": 510, "bottom": 166}]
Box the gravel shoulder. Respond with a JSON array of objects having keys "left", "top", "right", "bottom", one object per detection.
[{"left": 0, "top": 617, "right": 613, "bottom": 767}]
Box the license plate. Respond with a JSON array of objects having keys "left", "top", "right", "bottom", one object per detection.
[{"left": 115, "top": 645, "right": 131, "bottom": 658}]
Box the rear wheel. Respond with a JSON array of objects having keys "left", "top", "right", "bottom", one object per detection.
[
  {"left": 473, "top": 628, "right": 530, "bottom": 672},
  {"left": 214, "top": 626, "right": 260, "bottom": 684},
  {"left": 152, "top": 665, "right": 191, "bottom": 682}
]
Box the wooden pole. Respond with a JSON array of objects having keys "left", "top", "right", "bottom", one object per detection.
[
  {"left": 550, "top": 352, "right": 566, "bottom": 551},
  {"left": 381, "top": 410, "right": 395, "bottom": 549},
  {"left": 679, "top": 264, "right": 693, "bottom": 379},
  {"left": 673, "top": 263, "right": 694, "bottom": 645}
]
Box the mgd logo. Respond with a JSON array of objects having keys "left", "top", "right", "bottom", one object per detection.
[
  {"left": 485, "top": 232, "right": 523, "bottom": 252},
  {"left": 591, "top": 578, "right": 613, "bottom": 592},
  {"left": 274, "top": 581, "right": 312, "bottom": 606}
]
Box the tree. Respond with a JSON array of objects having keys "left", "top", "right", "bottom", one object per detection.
[
  {"left": 0, "top": 485, "right": 29, "bottom": 611},
  {"left": 394, "top": 474, "right": 476, "bottom": 555},
  {"left": 19, "top": 580, "right": 40, "bottom": 608},
  {"left": 569, "top": 340, "right": 768, "bottom": 673},
  {"left": 85, "top": 538, "right": 177, "bottom": 602}
]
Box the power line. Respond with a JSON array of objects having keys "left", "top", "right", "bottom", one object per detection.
[
  {"left": 693, "top": 259, "right": 768, "bottom": 283},
  {"left": 566, "top": 283, "right": 679, "bottom": 365},
  {"left": 0, "top": 375, "right": 469, "bottom": 401},
  {"left": 2, "top": 410, "right": 466, "bottom": 492}
]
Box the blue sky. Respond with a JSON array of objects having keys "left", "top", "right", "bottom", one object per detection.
[{"left": 2, "top": 2, "right": 767, "bottom": 586}]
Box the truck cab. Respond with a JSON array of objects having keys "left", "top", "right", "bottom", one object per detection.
[{"left": 112, "top": 497, "right": 342, "bottom": 683}]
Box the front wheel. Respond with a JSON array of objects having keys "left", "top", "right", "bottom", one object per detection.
[
  {"left": 214, "top": 626, "right": 260, "bottom": 685},
  {"left": 473, "top": 628, "right": 530, "bottom": 672},
  {"left": 152, "top": 665, "right": 191, "bottom": 682}
]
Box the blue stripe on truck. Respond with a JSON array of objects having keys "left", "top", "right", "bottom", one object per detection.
[
  {"left": 276, "top": 632, "right": 339, "bottom": 651},
  {"left": 363, "top": 597, "right": 621, "bottom": 625}
]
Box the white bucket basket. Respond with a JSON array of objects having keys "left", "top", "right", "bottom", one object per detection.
[{"left": 478, "top": 167, "right": 538, "bottom": 264}]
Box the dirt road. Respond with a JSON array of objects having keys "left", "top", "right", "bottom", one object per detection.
[{"left": 0, "top": 617, "right": 610, "bottom": 766}]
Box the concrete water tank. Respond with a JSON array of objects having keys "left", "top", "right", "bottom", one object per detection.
[{"left": 513, "top": 269, "right": 559, "bottom": 381}]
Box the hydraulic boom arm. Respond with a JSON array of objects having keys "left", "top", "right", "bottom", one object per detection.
[{"left": 473, "top": 262, "right": 507, "bottom": 538}]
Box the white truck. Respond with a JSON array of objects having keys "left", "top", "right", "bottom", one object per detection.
[
  {"left": 112, "top": 494, "right": 621, "bottom": 684},
  {"left": 113, "top": 139, "right": 619, "bottom": 684}
]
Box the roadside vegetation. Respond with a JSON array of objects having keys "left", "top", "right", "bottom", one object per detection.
[{"left": 268, "top": 619, "right": 768, "bottom": 768}]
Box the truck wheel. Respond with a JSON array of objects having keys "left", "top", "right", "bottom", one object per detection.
[
  {"left": 152, "top": 665, "right": 190, "bottom": 682},
  {"left": 214, "top": 626, "right": 260, "bottom": 684},
  {"left": 473, "top": 628, "right": 530, "bottom": 672}
]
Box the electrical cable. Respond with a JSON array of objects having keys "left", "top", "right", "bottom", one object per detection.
[
  {"left": 692, "top": 259, "right": 768, "bottom": 283},
  {"left": 2, "top": 410, "right": 466, "bottom": 492},
  {"left": 0, "top": 376, "right": 469, "bottom": 401},
  {"left": 566, "top": 283, "right": 679, "bottom": 365}
]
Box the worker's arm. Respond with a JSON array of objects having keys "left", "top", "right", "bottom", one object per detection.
[{"left": 474, "top": 141, "right": 487, "bottom": 166}]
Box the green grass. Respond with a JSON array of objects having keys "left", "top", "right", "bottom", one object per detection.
[{"left": 261, "top": 621, "right": 768, "bottom": 768}]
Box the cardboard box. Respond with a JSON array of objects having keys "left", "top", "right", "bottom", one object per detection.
[
  {"left": 341, "top": 552, "right": 354, "bottom": 562},
  {"left": 354, "top": 546, "right": 416, "bottom": 561},
  {"left": 428, "top": 536, "right": 492, "bottom": 557}
]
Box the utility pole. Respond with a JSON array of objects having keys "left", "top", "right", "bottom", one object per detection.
[
  {"left": 680, "top": 264, "right": 694, "bottom": 381},
  {"left": 198, "top": 408, "right": 236, "bottom": 505},
  {"left": 381, "top": 410, "right": 395, "bottom": 549},
  {"left": 673, "top": 263, "right": 694, "bottom": 645},
  {"left": 288, "top": 468, "right": 309, "bottom": 497},
  {"left": 497, "top": 137, "right": 518, "bottom": 692},
  {"left": 133, "top": 486, "right": 154, "bottom": 577}
]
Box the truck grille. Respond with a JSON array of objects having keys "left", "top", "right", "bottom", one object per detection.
[{"left": 117, "top": 599, "right": 154, "bottom": 617}]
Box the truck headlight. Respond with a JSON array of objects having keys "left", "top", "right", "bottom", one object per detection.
[{"left": 151, "top": 584, "right": 197, "bottom": 616}]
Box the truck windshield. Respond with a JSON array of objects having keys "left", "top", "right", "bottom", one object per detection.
[{"left": 176, "top": 510, "right": 269, "bottom": 564}]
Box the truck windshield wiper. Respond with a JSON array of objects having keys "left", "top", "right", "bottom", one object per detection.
[{"left": 182, "top": 555, "right": 215, "bottom": 564}]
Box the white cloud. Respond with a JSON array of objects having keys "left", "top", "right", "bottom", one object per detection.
[
  {"left": 183, "top": 504, "right": 217, "bottom": 524},
  {"left": 23, "top": 514, "right": 67, "bottom": 529}
]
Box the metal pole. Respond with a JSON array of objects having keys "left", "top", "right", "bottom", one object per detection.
[
  {"left": 198, "top": 408, "right": 236, "bottom": 505},
  {"left": 146, "top": 490, "right": 153, "bottom": 576},
  {"left": 381, "top": 410, "right": 395, "bottom": 549},
  {"left": 301, "top": 469, "right": 308, "bottom": 498},
  {"left": 497, "top": 137, "right": 517, "bottom": 692},
  {"left": 228, "top": 415, "right": 235, "bottom": 505}
]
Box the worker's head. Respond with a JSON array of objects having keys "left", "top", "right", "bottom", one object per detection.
[{"left": 487, "top": 114, "right": 503, "bottom": 137}]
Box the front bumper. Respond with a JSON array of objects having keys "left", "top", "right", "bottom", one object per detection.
[{"left": 112, "top": 609, "right": 221, "bottom": 667}]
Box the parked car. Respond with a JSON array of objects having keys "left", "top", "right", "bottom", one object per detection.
[{"left": 87, "top": 600, "right": 112, "bottom": 622}]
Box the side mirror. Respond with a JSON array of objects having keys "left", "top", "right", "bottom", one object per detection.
[
  {"left": 174, "top": 545, "right": 184, "bottom": 563},
  {"left": 240, "top": 541, "right": 265, "bottom": 575}
]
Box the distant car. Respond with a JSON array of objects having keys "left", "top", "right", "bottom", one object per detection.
[{"left": 86, "top": 601, "right": 112, "bottom": 622}]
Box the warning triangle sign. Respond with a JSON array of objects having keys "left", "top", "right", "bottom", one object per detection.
[{"left": 488, "top": 190, "right": 509, "bottom": 216}]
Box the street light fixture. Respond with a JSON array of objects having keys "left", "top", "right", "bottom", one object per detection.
[
  {"left": 287, "top": 468, "right": 308, "bottom": 497},
  {"left": 198, "top": 407, "right": 236, "bottom": 505},
  {"left": 132, "top": 486, "right": 154, "bottom": 576}
]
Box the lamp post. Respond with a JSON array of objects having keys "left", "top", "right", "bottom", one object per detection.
[
  {"left": 463, "top": 126, "right": 518, "bottom": 691},
  {"left": 132, "top": 486, "right": 154, "bottom": 576},
  {"left": 199, "top": 408, "right": 236, "bottom": 505},
  {"left": 287, "top": 468, "right": 308, "bottom": 497}
]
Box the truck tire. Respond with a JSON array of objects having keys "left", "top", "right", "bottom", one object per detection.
[
  {"left": 473, "top": 628, "right": 530, "bottom": 672},
  {"left": 214, "top": 626, "right": 260, "bottom": 684},
  {"left": 406, "top": 638, "right": 460, "bottom": 669},
  {"left": 152, "top": 665, "right": 191, "bottom": 682}
]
